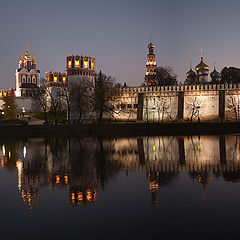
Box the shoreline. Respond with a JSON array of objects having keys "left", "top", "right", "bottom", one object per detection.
[{"left": 1, "top": 122, "right": 240, "bottom": 137}]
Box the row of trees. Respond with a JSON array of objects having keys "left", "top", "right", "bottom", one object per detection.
[{"left": 33, "top": 71, "right": 119, "bottom": 124}]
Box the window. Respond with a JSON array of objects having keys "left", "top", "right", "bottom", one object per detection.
[
  {"left": 84, "top": 60, "right": 88, "bottom": 69},
  {"left": 68, "top": 60, "right": 72, "bottom": 68},
  {"left": 75, "top": 60, "right": 80, "bottom": 68},
  {"left": 127, "top": 104, "right": 132, "bottom": 108},
  {"left": 54, "top": 76, "right": 58, "bottom": 82},
  {"left": 27, "top": 76, "right": 31, "bottom": 83},
  {"left": 22, "top": 76, "right": 26, "bottom": 83},
  {"left": 134, "top": 104, "right": 138, "bottom": 108},
  {"left": 32, "top": 77, "right": 36, "bottom": 84},
  {"left": 63, "top": 77, "right": 66, "bottom": 83}
]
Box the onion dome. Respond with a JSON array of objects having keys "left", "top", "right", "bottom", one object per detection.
[
  {"left": 195, "top": 57, "right": 209, "bottom": 72},
  {"left": 210, "top": 69, "right": 220, "bottom": 79},
  {"left": 195, "top": 57, "right": 209, "bottom": 76},
  {"left": 148, "top": 42, "right": 155, "bottom": 49},
  {"left": 186, "top": 61, "right": 197, "bottom": 78},
  {"left": 186, "top": 68, "right": 197, "bottom": 78}
]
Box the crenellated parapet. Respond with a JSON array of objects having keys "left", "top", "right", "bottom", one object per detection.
[{"left": 119, "top": 83, "right": 240, "bottom": 94}]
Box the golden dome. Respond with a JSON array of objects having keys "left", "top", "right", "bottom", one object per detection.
[
  {"left": 148, "top": 42, "right": 155, "bottom": 49},
  {"left": 195, "top": 57, "right": 209, "bottom": 72},
  {"left": 24, "top": 49, "right": 30, "bottom": 60}
]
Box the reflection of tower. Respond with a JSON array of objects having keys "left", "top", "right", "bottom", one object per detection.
[
  {"left": 15, "top": 44, "right": 40, "bottom": 97},
  {"left": 17, "top": 157, "right": 44, "bottom": 209},
  {"left": 147, "top": 171, "right": 159, "bottom": 206},
  {"left": 144, "top": 35, "right": 157, "bottom": 86},
  {"left": 69, "top": 138, "right": 98, "bottom": 206}
]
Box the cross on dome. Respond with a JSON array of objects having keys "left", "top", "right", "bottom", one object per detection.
[{"left": 199, "top": 48, "right": 204, "bottom": 58}]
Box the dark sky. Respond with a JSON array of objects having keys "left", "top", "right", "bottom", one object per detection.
[{"left": 0, "top": 0, "right": 240, "bottom": 88}]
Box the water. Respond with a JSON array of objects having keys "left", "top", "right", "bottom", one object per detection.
[{"left": 0, "top": 135, "right": 240, "bottom": 239}]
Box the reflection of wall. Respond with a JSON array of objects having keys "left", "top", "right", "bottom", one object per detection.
[
  {"left": 184, "top": 136, "right": 220, "bottom": 170},
  {"left": 143, "top": 136, "right": 179, "bottom": 171},
  {"left": 3, "top": 135, "right": 240, "bottom": 209}
]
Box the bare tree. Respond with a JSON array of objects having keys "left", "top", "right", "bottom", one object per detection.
[
  {"left": 185, "top": 96, "right": 205, "bottom": 122},
  {"left": 156, "top": 97, "right": 170, "bottom": 123},
  {"left": 31, "top": 87, "right": 49, "bottom": 123},
  {"left": 226, "top": 95, "right": 240, "bottom": 120},
  {"left": 86, "top": 71, "right": 119, "bottom": 124},
  {"left": 46, "top": 87, "right": 63, "bottom": 125},
  {"left": 57, "top": 84, "right": 71, "bottom": 122},
  {"left": 70, "top": 79, "right": 90, "bottom": 124}
]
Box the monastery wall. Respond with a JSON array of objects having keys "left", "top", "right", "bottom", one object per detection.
[
  {"left": 116, "top": 84, "right": 240, "bottom": 122},
  {"left": 15, "top": 97, "right": 36, "bottom": 113}
]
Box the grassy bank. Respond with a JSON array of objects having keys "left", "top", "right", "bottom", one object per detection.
[{"left": 0, "top": 121, "right": 240, "bottom": 137}]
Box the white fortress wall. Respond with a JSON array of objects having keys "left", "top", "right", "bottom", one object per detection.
[
  {"left": 143, "top": 92, "right": 178, "bottom": 122},
  {"left": 225, "top": 90, "right": 240, "bottom": 120},
  {"left": 183, "top": 90, "right": 219, "bottom": 121},
  {"left": 15, "top": 97, "right": 36, "bottom": 113}
]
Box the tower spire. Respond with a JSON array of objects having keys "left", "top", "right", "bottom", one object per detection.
[{"left": 145, "top": 36, "right": 157, "bottom": 86}]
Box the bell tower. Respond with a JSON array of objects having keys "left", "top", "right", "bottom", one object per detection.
[{"left": 144, "top": 34, "right": 157, "bottom": 86}]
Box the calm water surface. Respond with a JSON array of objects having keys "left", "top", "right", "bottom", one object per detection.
[{"left": 0, "top": 135, "right": 240, "bottom": 239}]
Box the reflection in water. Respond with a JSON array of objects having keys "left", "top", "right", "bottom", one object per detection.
[{"left": 1, "top": 135, "right": 240, "bottom": 209}]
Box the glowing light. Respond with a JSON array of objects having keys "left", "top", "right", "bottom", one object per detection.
[
  {"left": 68, "top": 60, "right": 71, "bottom": 68},
  {"left": 8, "top": 151, "right": 11, "bottom": 158},
  {"left": 75, "top": 60, "right": 80, "bottom": 68},
  {"left": 16, "top": 161, "right": 23, "bottom": 190},
  {"left": 23, "top": 146, "right": 27, "bottom": 158},
  {"left": 84, "top": 60, "right": 88, "bottom": 69},
  {"left": 153, "top": 145, "right": 156, "bottom": 151},
  {"left": 64, "top": 175, "right": 68, "bottom": 184},
  {"left": 71, "top": 193, "right": 75, "bottom": 203},
  {"left": 54, "top": 76, "right": 58, "bottom": 82},
  {"left": 86, "top": 190, "right": 92, "bottom": 201},
  {"left": 2, "top": 145, "right": 5, "bottom": 156},
  {"left": 56, "top": 175, "right": 60, "bottom": 184},
  {"left": 62, "top": 77, "right": 66, "bottom": 83},
  {"left": 77, "top": 192, "right": 83, "bottom": 202}
]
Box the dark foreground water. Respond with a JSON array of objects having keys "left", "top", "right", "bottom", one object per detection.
[{"left": 0, "top": 135, "right": 240, "bottom": 239}]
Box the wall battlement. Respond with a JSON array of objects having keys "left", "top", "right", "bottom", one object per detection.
[{"left": 120, "top": 83, "right": 240, "bottom": 94}]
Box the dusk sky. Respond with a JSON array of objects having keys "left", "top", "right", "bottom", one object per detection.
[{"left": 1, "top": 0, "right": 240, "bottom": 88}]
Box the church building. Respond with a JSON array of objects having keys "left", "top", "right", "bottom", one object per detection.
[{"left": 15, "top": 44, "right": 40, "bottom": 97}]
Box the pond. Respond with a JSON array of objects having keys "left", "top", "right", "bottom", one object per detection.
[{"left": 0, "top": 135, "right": 240, "bottom": 239}]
